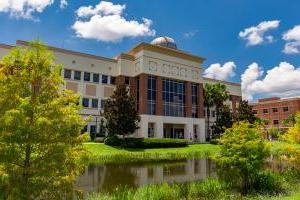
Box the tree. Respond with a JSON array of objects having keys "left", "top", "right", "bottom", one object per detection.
[
  {"left": 282, "top": 114, "right": 296, "bottom": 127},
  {"left": 211, "top": 105, "right": 233, "bottom": 137},
  {"left": 215, "top": 122, "right": 270, "bottom": 194},
  {"left": 204, "top": 84, "right": 215, "bottom": 140},
  {"left": 0, "top": 41, "right": 85, "bottom": 199},
  {"left": 235, "top": 100, "right": 256, "bottom": 124},
  {"left": 98, "top": 118, "right": 106, "bottom": 137},
  {"left": 282, "top": 113, "right": 300, "bottom": 144},
  {"left": 103, "top": 83, "right": 140, "bottom": 138}
]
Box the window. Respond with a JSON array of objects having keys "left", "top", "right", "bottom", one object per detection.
[
  {"left": 82, "top": 98, "right": 89, "bottom": 107},
  {"left": 162, "top": 79, "right": 185, "bottom": 117},
  {"left": 90, "top": 125, "right": 97, "bottom": 134},
  {"left": 273, "top": 120, "right": 279, "bottom": 125},
  {"left": 283, "top": 107, "right": 289, "bottom": 112},
  {"left": 212, "top": 111, "right": 216, "bottom": 118},
  {"left": 253, "top": 110, "right": 258, "bottom": 114},
  {"left": 147, "top": 76, "right": 156, "bottom": 115},
  {"left": 125, "top": 76, "right": 130, "bottom": 85},
  {"left": 101, "top": 99, "right": 106, "bottom": 109},
  {"left": 110, "top": 76, "right": 116, "bottom": 85},
  {"left": 93, "top": 73, "right": 99, "bottom": 83},
  {"left": 272, "top": 108, "right": 278, "bottom": 113},
  {"left": 74, "top": 71, "right": 81, "bottom": 80},
  {"left": 263, "top": 109, "right": 268, "bottom": 114},
  {"left": 82, "top": 125, "right": 88, "bottom": 133},
  {"left": 84, "top": 72, "right": 91, "bottom": 81},
  {"left": 192, "top": 83, "right": 198, "bottom": 118},
  {"left": 91, "top": 99, "right": 98, "bottom": 108},
  {"left": 64, "top": 69, "right": 71, "bottom": 79},
  {"left": 148, "top": 123, "right": 154, "bottom": 138},
  {"left": 102, "top": 75, "right": 108, "bottom": 84}
]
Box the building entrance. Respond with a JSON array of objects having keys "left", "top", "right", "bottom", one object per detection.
[{"left": 163, "top": 124, "right": 184, "bottom": 139}]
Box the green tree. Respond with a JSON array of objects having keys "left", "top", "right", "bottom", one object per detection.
[
  {"left": 215, "top": 122, "right": 270, "bottom": 194},
  {"left": 211, "top": 105, "right": 233, "bottom": 137},
  {"left": 212, "top": 83, "right": 229, "bottom": 119},
  {"left": 98, "top": 118, "right": 106, "bottom": 137},
  {"left": 204, "top": 84, "right": 215, "bottom": 140},
  {"left": 103, "top": 83, "right": 140, "bottom": 138},
  {"left": 282, "top": 114, "right": 296, "bottom": 127},
  {"left": 235, "top": 100, "right": 256, "bottom": 124},
  {"left": 282, "top": 113, "right": 300, "bottom": 144},
  {"left": 0, "top": 41, "right": 85, "bottom": 199}
]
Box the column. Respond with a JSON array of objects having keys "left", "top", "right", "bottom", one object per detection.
[
  {"left": 156, "top": 77, "right": 163, "bottom": 115},
  {"left": 185, "top": 82, "right": 192, "bottom": 117},
  {"left": 184, "top": 122, "right": 193, "bottom": 140},
  {"left": 139, "top": 74, "right": 148, "bottom": 114},
  {"left": 155, "top": 120, "right": 164, "bottom": 138}
]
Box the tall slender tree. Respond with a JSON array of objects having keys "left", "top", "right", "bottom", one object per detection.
[
  {"left": 235, "top": 100, "right": 256, "bottom": 124},
  {"left": 0, "top": 40, "right": 85, "bottom": 199}
]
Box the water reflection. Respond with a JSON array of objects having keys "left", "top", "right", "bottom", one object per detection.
[{"left": 75, "top": 159, "right": 216, "bottom": 194}]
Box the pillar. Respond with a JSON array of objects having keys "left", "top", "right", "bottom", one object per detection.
[{"left": 155, "top": 120, "right": 164, "bottom": 138}]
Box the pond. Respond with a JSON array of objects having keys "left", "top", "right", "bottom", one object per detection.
[{"left": 75, "top": 158, "right": 286, "bottom": 195}]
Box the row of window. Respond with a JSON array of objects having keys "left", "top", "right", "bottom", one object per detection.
[
  {"left": 64, "top": 69, "right": 116, "bottom": 85},
  {"left": 82, "top": 97, "right": 106, "bottom": 109},
  {"left": 253, "top": 107, "right": 289, "bottom": 114}
]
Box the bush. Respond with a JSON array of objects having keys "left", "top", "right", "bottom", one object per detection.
[
  {"left": 94, "top": 137, "right": 105, "bottom": 143},
  {"left": 188, "top": 178, "right": 224, "bottom": 199},
  {"left": 210, "top": 138, "right": 220, "bottom": 145},
  {"left": 252, "top": 171, "right": 286, "bottom": 195},
  {"left": 79, "top": 132, "right": 91, "bottom": 143},
  {"left": 122, "top": 138, "right": 188, "bottom": 148},
  {"left": 104, "top": 135, "right": 122, "bottom": 146}
]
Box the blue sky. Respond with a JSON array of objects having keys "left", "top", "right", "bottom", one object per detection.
[{"left": 0, "top": 0, "right": 300, "bottom": 101}]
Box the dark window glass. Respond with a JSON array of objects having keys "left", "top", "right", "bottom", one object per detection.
[
  {"left": 93, "top": 74, "right": 99, "bottom": 83},
  {"left": 212, "top": 111, "right": 216, "bottom": 118},
  {"left": 102, "top": 75, "right": 108, "bottom": 84},
  {"left": 125, "top": 76, "right": 130, "bottom": 85},
  {"left": 283, "top": 107, "right": 289, "bottom": 112},
  {"left": 110, "top": 76, "right": 116, "bottom": 85},
  {"left": 74, "top": 71, "right": 81, "bottom": 80},
  {"left": 82, "top": 125, "right": 88, "bottom": 133},
  {"left": 273, "top": 120, "right": 279, "bottom": 125},
  {"left": 147, "top": 76, "right": 156, "bottom": 115},
  {"left": 272, "top": 108, "right": 278, "bottom": 113},
  {"left": 82, "top": 98, "right": 89, "bottom": 107},
  {"left": 263, "top": 109, "right": 268, "bottom": 113},
  {"left": 90, "top": 125, "right": 97, "bottom": 134},
  {"left": 253, "top": 110, "right": 258, "bottom": 114},
  {"left": 91, "top": 99, "right": 98, "bottom": 108},
  {"left": 101, "top": 99, "right": 106, "bottom": 109},
  {"left": 64, "top": 69, "right": 71, "bottom": 79},
  {"left": 84, "top": 72, "right": 91, "bottom": 81}
]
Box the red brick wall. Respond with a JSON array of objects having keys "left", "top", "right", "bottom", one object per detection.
[
  {"left": 139, "top": 74, "right": 148, "bottom": 114},
  {"left": 197, "top": 83, "right": 205, "bottom": 118},
  {"left": 185, "top": 81, "right": 192, "bottom": 117}
]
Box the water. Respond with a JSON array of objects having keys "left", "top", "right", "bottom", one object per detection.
[{"left": 75, "top": 158, "right": 216, "bottom": 194}]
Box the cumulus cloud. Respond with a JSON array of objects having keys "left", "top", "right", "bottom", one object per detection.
[
  {"left": 183, "top": 30, "right": 198, "bottom": 39},
  {"left": 0, "top": 0, "right": 54, "bottom": 19},
  {"left": 60, "top": 0, "right": 67, "bottom": 9},
  {"left": 72, "top": 1, "right": 156, "bottom": 42},
  {"left": 203, "top": 62, "right": 236, "bottom": 81},
  {"left": 241, "top": 62, "right": 300, "bottom": 101},
  {"left": 239, "top": 20, "right": 280, "bottom": 46},
  {"left": 282, "top": 25, "right": 300, "bottom": 54}
]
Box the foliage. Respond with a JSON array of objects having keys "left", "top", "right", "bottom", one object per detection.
[
  {"left": 235, "top": 100, "right": 257, "bottom": 124},
  {"left": 282, "top": 114, "right": 296, "bottom": 127},
  {"left": 282, "top": 113, "right": 300, "bottom": 144},
  {"left": 211, "top": 105, "right": 233, "bottom": 136},
  {"left": 80, "top": 132, "right": 91, "bottom": 143},
  {"left": 103, "top": 83, "right": 140, "bottom": 138},
  {"left": 98, "top": 118, "right": 106, "bottom": 137},
  {"left": 0, "top": 40, "right": 85, "bottom": 199},
  {"left": 122, "top": 138, "right": 188, "bottom": 148},
  {"left": 188, "top": 178, "right": 226, "bottom": 199},
  {"left": 268, "top": 127, "right": 282, "bottom": 139},
  {"left": 104, "top": 135, "right": 122, "bottom": 146},
  {"left": 215, "top": 122, "right": 270, "bottom": 194}
]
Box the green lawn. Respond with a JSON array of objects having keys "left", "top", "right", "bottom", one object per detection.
[{"left": 83, "top": 143, "right": 220, "bottom": 164}]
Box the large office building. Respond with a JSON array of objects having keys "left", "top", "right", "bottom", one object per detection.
[
  {"left": 251, "top": 97, "right": 300, "bottom": 129},
  {"left": 0, "top": 37, "right": 241, "bottom": 142}
]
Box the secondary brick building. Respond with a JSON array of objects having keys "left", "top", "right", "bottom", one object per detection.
[{"left": 251, "top": 97, "right": 300, "bottom": 128}]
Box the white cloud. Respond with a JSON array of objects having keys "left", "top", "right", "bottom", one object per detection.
[
  {"left": 0, "top": 0, "right": 54, "bottom": 19},
  {"left": 60, "top": 0, "right": 67, "bottom": 9},
  {"left": 183, "top": 30, "right": 198, "bottom": 38},
  {"left": 203, "top": 62, "right": 236, "bottom": 81},
  {"left": 241, "top": 62, "right": 300, "bottom": 101},
  {"left": 282, "top": 25, "right": 300, "bottom": 54},
  {"left": 239, "top": 20, "right": 280, "bottom": 46},
  {"left": 72, "top": 1, "right": 156, "bottom": 42}
]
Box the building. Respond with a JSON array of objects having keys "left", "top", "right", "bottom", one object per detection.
[
  {"left": 251, "top": 97, "right": 300, "bottom": 129},
  {"left": 0, "top": 37, "right": 241, "bottom": 142}
]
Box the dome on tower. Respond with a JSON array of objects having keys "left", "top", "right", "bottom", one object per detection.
[{"left": 150, "top": 36, "right": 177, "bottom": 49}]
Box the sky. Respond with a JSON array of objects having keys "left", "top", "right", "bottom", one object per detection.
[{"left": 0, "top": 0, "right": 300, "bottom": 101}]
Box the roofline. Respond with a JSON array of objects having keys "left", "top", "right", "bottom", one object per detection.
[
  {"left": 0, "top": 44, "right": 14, "bottom": 49},
  {"left": 127, "top": 42, "right": 206, "bottom": 64},
  {"left": 203, "top": 77, "right": 241, "bottom": 87},
  {"left": 16, "top": 40, "right": 118, "bottom": 63},
  {"left": 251, "top": 97, "right": 300, "bottom": 105}
]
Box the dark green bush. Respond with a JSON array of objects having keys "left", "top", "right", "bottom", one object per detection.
[
  {"left": 122, "top": 138, "right": 188, "bottom": 148},
  {"left": 210, "top": 138, "right": 220, "bottom": 145},
  {"left": 104, "top": 135, "right": 122, "bottom": 146}
]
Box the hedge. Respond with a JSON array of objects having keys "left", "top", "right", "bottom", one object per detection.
[{"left": 122, "top": 137, "right": 188, "bottom": 148}]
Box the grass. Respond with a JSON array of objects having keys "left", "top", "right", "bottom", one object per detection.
[{"left": 83, "top": 143, "right": 220, "bottom": 164}]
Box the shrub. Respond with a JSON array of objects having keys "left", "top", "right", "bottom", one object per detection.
[
  {"left": 94, "top": 137, "right": 105, "bottom": 143},
  {"left": 79, "top": 132, "right": 91, "bottom": 143},
  {"left": 122, "top": 138, "right": 188, "bottom": 148},
  {"left": 209, "top": 138, "right": 220, "bottom": 145},
  {"left": 104, "top": 135, "right": 122, "bottom": 146},
  {"left": 188, "top": 178, "right": 224, "bottom": 199}
]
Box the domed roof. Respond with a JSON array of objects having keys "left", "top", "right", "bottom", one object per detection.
[{"left": 150, "top": 36, "right": 177, "bottom": 49}]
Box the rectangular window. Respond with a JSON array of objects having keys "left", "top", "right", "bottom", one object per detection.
[
  {"left": 283, "top": 107, "right": 289, "bottom": 112},
  {"left": 263, "top": 109, "right": 268, "bottom": 114},
  {"left": 64, "top": 69, "right": 71, "bottom": 79},
  {"left": 212, "top": 111, "right": 216, "bottom": 118},
  {"left": 90, "top": 125, "right": 97, "bottom": 134},
  {"left": 84, "top": 72, "right": 91, "bottom": 82},
  {"left": 147, "top": 76, "right": 157, "bottom": 115},
  {"left": 82, "top": 98, "right": 89, "bottom": 108},
  {"left": 125, "top": 76, "right": 130, "bottom": 85},
  {"left": 102, "top": 75, "right": 108, "bottom": 84},
  {"left": 273, "top": 120, "right": 279, "bottom": 125},
  {"left": 272, "top": 108, "right": 278, "bottom": 113},
  {"left": 91, "top": 99, "right": 98, "bottom": 108},
  {"left": 74, "top": 71, "right": 81, "bottom": 80},
  {"left": 101, "top": 99, "right": 106, "bottom": 109},
  {"left": 110, "top": 76, "right": 116, "bottom": 85},
  {"left": 253, "top": 110, "right": 258, "bottom": 114},
  {"left": 93, "top": 73, "right": 99, "bottom": 83}
]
